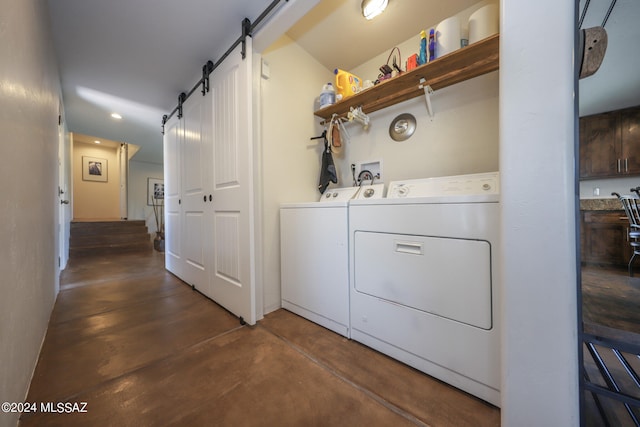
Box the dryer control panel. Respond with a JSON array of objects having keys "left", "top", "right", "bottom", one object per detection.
[{"left": 387, "top": 172, "right": 499, "bottom": 199}]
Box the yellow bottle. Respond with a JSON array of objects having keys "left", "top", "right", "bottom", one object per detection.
[{"left": 334, "top": 68, "right": 362, "bottom": 100}]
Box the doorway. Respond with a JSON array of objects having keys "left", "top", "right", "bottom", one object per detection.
[{"left": 577, "top": 0, "right": 640, "bottom": 424}]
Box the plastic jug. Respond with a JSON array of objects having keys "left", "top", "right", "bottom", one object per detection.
[
  {"left": 319, "top": 83, "right": 336, "bottom": 109},
  {"left": 334, "top": 69, "right": 362, "bottom": 100}
]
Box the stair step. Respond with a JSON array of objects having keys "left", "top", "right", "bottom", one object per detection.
[
  {"left": 70, "top": 233, "right": 151, "bottom": 247},
  {"left": 71, "top": 220, "right": 148, "bottom": 236},
  {"left": 69, "top": 220, "right": 153, "bottom": 257},
  {"left": 69, "top": 241, "right": 152, "bottom": 257}
]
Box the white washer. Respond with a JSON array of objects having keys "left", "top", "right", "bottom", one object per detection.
[
  {"left": 280, "top": 187, "right": 359, "bottom": 337},
  {"left": 348, "top": 172, "right": 500, "bottom": 406}
]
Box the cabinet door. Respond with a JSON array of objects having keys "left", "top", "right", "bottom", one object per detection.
[
  {"left": 621, "top": 107, "right": 640, "bottom": 174},
  {"left": 581, "top": 211, "right": 630, "bottom": 266},
  {"left": 579, "top": 112, "right": 620, "bottom": 178}
]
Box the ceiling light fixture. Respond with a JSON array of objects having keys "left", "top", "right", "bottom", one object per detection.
[
  {"left": 362, "top": 0, "right": 388, "bottom": 20},
  {"left": 94, "top": 140, "right": 101, "bottom": 144},
  {"left": 111, "top": 113, "right": 122, "bottom": 119}
]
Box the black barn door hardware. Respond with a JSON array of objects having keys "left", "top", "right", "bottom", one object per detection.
[{"left": 162, "top": 0, "right": 288, "bottom": 133}]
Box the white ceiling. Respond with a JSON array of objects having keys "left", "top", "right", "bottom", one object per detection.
[
  {"left": 46, "top": 0, "right": 639, "bottom": 164},
  {"left": 47, "top": 0, "right": 275, "bottom": 164},
  {"left": 286, "top": 0, "right": 480, "bottom": 71}
]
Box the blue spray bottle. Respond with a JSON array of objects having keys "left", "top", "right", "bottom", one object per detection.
[
  {"left": 428, "top": 29, "right": 436, "bottom": 62},
  {"left": 418, "top": 30, "right": 427, "bottom": 65}
]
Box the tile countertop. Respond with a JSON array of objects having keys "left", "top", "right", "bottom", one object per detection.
[{"left": 580, "top": 198, "right": 623, "bottom": 211}]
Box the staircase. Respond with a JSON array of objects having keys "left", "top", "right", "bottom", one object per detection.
[{"left": 70, "top": 220, "right": 152, "bottom": 257}]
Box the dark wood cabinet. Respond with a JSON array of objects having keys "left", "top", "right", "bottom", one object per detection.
[
  {"left": 621, "top": 107, "right": 640, "bottom": 173},
  {"left": 581, "top": 210, "right": 633, "bottom": 266},
  {"left": 580, "top": 105, "right": 640, "bottom": 179}
]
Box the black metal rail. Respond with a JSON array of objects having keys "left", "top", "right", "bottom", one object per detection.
[{"left": 582, "top": 332, "right": 640, "bottom": 426}]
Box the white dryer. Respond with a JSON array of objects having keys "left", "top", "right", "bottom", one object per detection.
[
  {"left": 348, "top": 172, "right": 500, "bottom": 406},
  {"left": 280, "top": 187, "right": 360, "bottom": 337}
]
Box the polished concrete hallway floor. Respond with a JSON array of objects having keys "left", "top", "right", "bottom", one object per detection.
[{"left": 20, "top": 251, "right": 499, "bottom": 426}]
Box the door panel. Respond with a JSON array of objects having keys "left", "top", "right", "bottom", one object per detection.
[
  {"left": 181, "top": 93, "right": 212, "bottom": 290},
  {"left": 164, "top": 115, "right": 183, "bottom": 277},
  {"left": 210, "top": 40, "right": 256, "bottom": 325}
]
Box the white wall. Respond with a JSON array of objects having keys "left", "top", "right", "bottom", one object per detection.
[
  {"left": 580, "top": 175, "right": 640, "bottom": 200},
  {"left": 0, "top": 0, "right": 63, "bottom": 426},
  {"left": 260, "top": 35, "right": 332, "bottom": 313},
  {"left": 331, "top": 73, "right": 498, "bottom": 186},
  {"left": 128, "top": 160, "right": 164, "bottom": 234},
  {"left": 72, "top": 140, "right": 121, "bottom": 219},
  {"left": 500, "top": 0, "right": 579, "bottom": 425}
]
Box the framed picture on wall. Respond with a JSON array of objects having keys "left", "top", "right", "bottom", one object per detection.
[
  {"left": 82, "top": 156, "right": 108, "bottom": 182},
  {"left": 147, "top": 178, "right": 164, "bottom": 206}
]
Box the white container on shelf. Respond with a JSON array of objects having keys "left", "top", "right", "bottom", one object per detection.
[
  {"left": 436, "top": 16, "right": 461, "bottom": 57},
  {"left": 468, "top": 4, "right": 499, "bottom": 44},
  {"left": 319, "top": 82, "right": 335, "bottom": 109}
]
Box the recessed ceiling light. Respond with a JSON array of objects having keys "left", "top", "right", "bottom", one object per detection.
[
  {"left": 111, "top": 113, "right": 122, "bottom": 119},
  {"left": 94, "top": 140, "right": 101, "bottom": 144}
]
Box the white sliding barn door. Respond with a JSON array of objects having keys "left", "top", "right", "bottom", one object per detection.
[
  {"left": 181, "top": 92, "right": 213, "bottom": 291},
  {"left": 164, "top": 114, "right": 183, "bottom": 277},
  {"left": 210, "top": 41, "right": 256, "bottom": 325}
]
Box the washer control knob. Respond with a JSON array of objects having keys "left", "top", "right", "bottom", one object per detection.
[{"left": 396, "top": 186, "right": 409, "bottom": 197}]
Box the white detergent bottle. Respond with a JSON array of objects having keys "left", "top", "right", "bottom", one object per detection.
[{"left": 319, "top": 83, "right": 336, "bottom": 109}]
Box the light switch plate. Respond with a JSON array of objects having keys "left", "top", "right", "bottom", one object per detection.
[{"left": 261, "top": 59, "right": 270, "bottom": 79}]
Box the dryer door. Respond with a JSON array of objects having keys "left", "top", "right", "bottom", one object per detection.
[{"left": 353, "top": 231, "right": 493, "bottom": 330}]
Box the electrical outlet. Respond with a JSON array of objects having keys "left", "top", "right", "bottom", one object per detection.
[{"left": 593, "top": 187, "right": 600, "bottom": 196}]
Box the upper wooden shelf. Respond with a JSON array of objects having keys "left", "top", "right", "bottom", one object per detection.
[{"left": 314, "top": 33, "right": 500, "bottom": 121}]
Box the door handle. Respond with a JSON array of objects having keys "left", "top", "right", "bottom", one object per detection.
[{"left": 395, "top": 240, "right": 423, "bottom": 255}]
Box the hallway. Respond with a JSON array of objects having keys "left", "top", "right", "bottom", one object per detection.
[{"left": 20, "top": 251, "right": 499, "bottom": 426}]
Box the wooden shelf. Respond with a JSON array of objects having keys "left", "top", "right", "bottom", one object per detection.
[{"left": 314, "top": 33, "right": 500, "bottom": 121}]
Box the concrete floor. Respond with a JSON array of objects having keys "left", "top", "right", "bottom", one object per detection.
[{"left": 20, "top": 250, "right": 500, "bottom": 426}]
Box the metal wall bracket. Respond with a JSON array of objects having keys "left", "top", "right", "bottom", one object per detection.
[{"left": 419, "top": 78, "right": 435, "bottom": 119}]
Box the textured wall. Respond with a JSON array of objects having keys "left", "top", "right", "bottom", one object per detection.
[{"left": 0, "top": 0, "right": 62, "bottom": 426}]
